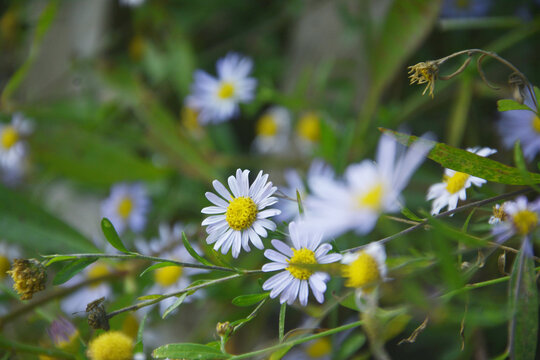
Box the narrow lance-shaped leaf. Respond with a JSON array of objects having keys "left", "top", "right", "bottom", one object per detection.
[
  {"left": 134, "top": 313, "right": 148, "bottom": 354},
  {"left": 139, "top": 262, "right": 179, "bottom": 278},
  {"left": 182, "top": 232, "right": 214, "bottom": 267},
  {"left": 497, "top": 99, "right": 536, "bottom": 112},
  {"left": 380, "top": 128, "right": 540, "bottom": 185},
  {"left": 101, "top": 218, "right": 131, "bottom": 254},
  {"left": 162, "top": 293, "right": 188, "bottom": 319},
  {"left": 232, "top": 293, "right": 269, "bottom": 307},
  {"left": 53, "top": 258, "right": 98, "bottom": 285}
]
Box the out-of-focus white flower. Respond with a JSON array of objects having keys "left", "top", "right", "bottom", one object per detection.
[
  {"left": 262, "top": 222, "right": 341, "bottom": 306},
  {"left": 341, "top": 242, "right": 387, "bottom": 297},
  {"left": 252, "top": 106, "right": 291, "bottom": 154},
  {"left": 491, "top": 196, "right": 540, "bottom": 246},
  {"left": 101, "top": 183, "right": 150, "bottom": 235},
  {"left": 0, "top": 113, "right": 33, "bottom": 183},
  {"left": 187, "top": 53, "right": 256, "bottom": 124},
  {"left": 61, "top": 262, "right": 113, "bottom": 315},
  {"left": 201, "top": 169, "right": 280, "bottom": 258},
  {"left": 119, "top": 0, "right": 145, "bottom": 7},
  {"left": 304, "top": 134, "right": 433, "bottom": 240},
  {"left": 497, "top": 95, "right": 540, "bottom": 162},
  {"left": 427, "top": 147, "right": 496, "bottom": 215},
  {"left": 440, "top": 0, "right": 491, "bottom": 18},
  {"left": 295, "top": 112, "right": 321, "bottom": 154}
]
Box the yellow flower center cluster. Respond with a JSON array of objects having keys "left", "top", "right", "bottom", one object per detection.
[
  {"left": 87, "top": 331, "right": 133, "bottom": 360},
  {"left": 0, "top": 255, "right": 10, "bottom": 279},
  {"left": 117, "top": 197, "right": 134, "bottom": 219},
  {"left": 532, "top": 115, "right": 540, "bottom": 133},
  {"left": 287, "top": 248, "right": 317, "bottom": 280},
  {"left": 154, "top": 265, "right": 183, "bottom": 287},
  {"left": 1, "top": 126, "right": 19, "bottom": 149},
  {"left": 297, "top": 113, "right": 320, "bottom": 142},
  {"left": 256, "top": 114, "right": 278, "bottom": 137},
  {"left": 306, "top": 337, "right": 332, "bottom": 358},
  {"left": 218, "top": 82, "right": 235, "bottom": 99},
  {"left": 8, "top": 259, "right": 47, "bottom": 300},
  {"left": 357, "top": 183, "right": 384, "bottom": 210},
  {"left": 513, "top": 209, "right": 538, "bottom": 235},
  {"left": 342, "top": 251, "right": 380, "bottom": 290},
  {"left": 226, "top": 196, "right": 258, "bottom": 231},
  {"left": 444, "top": 172, "right": 469, "bottom": 194}
]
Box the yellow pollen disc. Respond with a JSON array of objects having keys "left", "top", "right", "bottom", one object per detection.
[
  {"left": 357, "top": 183, "right": 384, "bottom": 210},
  {"left": 445, "top": 172, "right": 470, "bottom": 194},
  {"left": 88, "top": 264, "right": 110, "bottom": 288},
  {"left": 287, "top": 248, "right": 317, "bottom": 280},
  {"left": 218, "top": 82, "right": 235, "bottom": 99},
  {"left": 513, "top": 209, "right": 538, "bottom": 235},
  {"left": 1, "top": 126, "right": 19, "bottom": 149},
  {"left": 256, "top": 114, "right": 278, "bottom": 137},
  {"left": 342, "top": 251, "right": 380, "bottom": 289},
  {"left": 297, "top": 113, "right": 321, "bottom": 142},
  {"left": 306, "top": 337, "right": 332, "bottom": 358},
  {"left": 87, "top": 331, "right": 133, "bottom": 360},
  {"left": 532, "top": 116, "right": 540, "bottom": 133},
  {"left": 154, "top": 265, "right": 183, "bottom": 287},
  {"left": 0, "top": 255, "right": 10, "bottom": 279},
  {"left": 226, "top": 196, "right": 258, "bottom": 231},
  {"left": 117, "top": 197, "right": 133, "bottom": 219}
]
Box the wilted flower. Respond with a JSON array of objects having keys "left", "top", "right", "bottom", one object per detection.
[
  {"left": 408, "top": 61, "right": 439, "bottom": 97},
  {"left": 488, "top": 203, "right": 508, "bottom": 225},
  {"left": 46, "top": 317, "right": 80, "bottom": 353},
  {"left": 8, "top": 258, "right": 47, "bottom": 300},
  {"left": 101, "top": 182, "right": 150, "bottom": 235}
]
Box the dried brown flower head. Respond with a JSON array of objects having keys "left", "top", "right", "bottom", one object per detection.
[
  {"left": 7, "top": 259, "right": 47, "bottom": 300},
  {"left": 86, "top": 297, "right": 110, "bottom": 331},
  {"left": 408, "top": 61, "right": 439, "bottom": 98},
  {"left": 216, "top": 321, "right": 232, "bottom": 337}
]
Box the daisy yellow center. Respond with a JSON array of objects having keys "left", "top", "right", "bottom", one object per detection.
[
  {"left": 532, "top": 116, "right": 540, "bottom": 133},
  {"left": 1, "top": 126, "right": 19, "bottom": 149},
  {"left": 297, "top": 113, "right": 320, "bottom": 142},
  {"left": 88, "top": 264, "right": 110, "bottom": 288},
  {"left": 306, "top": 337, "right": 332, "bottom": 358},
  {"left": 0, "top": 255, "right": 10, "bottom": 279},
  {"left": 87, "top": 331, "right": 133, "bottom": 360},
  {"left": 218, "top": 82, "right": 235, "bottom": 99},
  {"left": 226, "top": 196, "right": 258, "bottom": 231},
  {"left": 445, "top": 172, "right": 469, "bottom": 194},
  {"left": 256, "top": 114, "right": 278, "bottom": 137},
  {"left": 357, "top": 183, "right": 384, "bottom": 210},
  {"left": 154, "top": 265, "right": 183, "bottom": 287},
  {"left": 343, "top": 251, "right": 380, "bottom": 289},
  {"left": 287, "top": 248, "right": 317, "bottom": 280},
  {"left": 513, "top": 209, "right": 538, "bottom": 235},
  {"left": 117, "top": 197, "right": 133, "bottom": 219}
]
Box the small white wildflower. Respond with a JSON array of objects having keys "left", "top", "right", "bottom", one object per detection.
[
  {"left": 252, "top": 106, "right": 291, "bottom": 154},
  {"left": 491, "top": 196, "right": 540, "bottom": 244},
  {"left": 101, "top": 183, "right": 150, "bottom": 235}
]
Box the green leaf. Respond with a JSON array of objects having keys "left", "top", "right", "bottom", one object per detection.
[
  {"left": 53, "top": 258, "right": 98, "bottom": 285},
  {"left": 296, "top": 190, "right": 304, "bottom": 215},
  {"left": 279, "top": 303, "right": 287, "bottom": 342},
  {"left": 162, "top": 293, "right": 188, "bottom": 319},
  {"left": 497, "top": 99, "right": 535, "bottom": 112},
  {"left": 44, "top": 255, "right": 78, "bottom": 266},
  {"left": 381, "top": 128, "right": 540, "bottom": 185},
  {"left": 182, "top": 232, "right": 214, "bottom": 267},
  {"left": 134, "top": 313, "right": 148, "bottom": 354},
  {"left": 335, "top": 333, "right": 366, "bottom": 360},
  {"left": 514, "top": 141, "right": 540, "bottom": 192},
  {"left": 231, "top": 293, "right": 269, "bottom": 307},
  {"left": 137, "top": 294, "right": 163, "bottom": 301},
  {"left": 0, "top": 184, "right": 97, "bottom": 254},
  {"left": 338, "top": 292, "right": 359, "bottom": 311},
  {"left": 139, "top": 262, "right": 179, "bottom": 278},
  {"left": 269, "top": 345, "right": 294, "bottom": 360},
  {"left": 152, "top": 343, "right": 229, "bottom": 359},
  {"left": 508, "top": 244, "right": 538, "bottom": 360},
  {"left": 101, "top": 218, "right": 131, "bottom": 253},
  {"left": 401, "top": 207, "right": 423, "bottom": 222}
]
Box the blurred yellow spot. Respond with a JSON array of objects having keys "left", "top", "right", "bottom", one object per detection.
[
  {"left": 532, "top": 116, "right": 540, "bottom": 133},
  {"left": 154, "top": 265, "right": 183, "bottom": 287},
  {"left": 117, "top": 197, "right": 133, "bottom": 219},
  {"left": 122, "top": 313, "right": 139, "bottom": 339},
  {"left": 287, "top": 248, "right": 316, "bottom": 280},
  {"left": 513, "top": 210, "right": 538, "bottom": 235},
  {"left": 218, "top": 82, "right": 235, "bottom": 99},
  {"left": 88, "top": 264, "right": 110, "bottom": 288},
  {"left": 256, "top": 114, "right": 278, "bottom": 137},
  {"left": 0, "top": 9, "right": 18, "bottom": 43},
  {"left": 358, "top": 184, "right": 383, "bottom": 210},
  {"left": 181, "top": 106, "right": 201, "bottom": 132},
  {"left": 87, "top": 331, "right": 133, "bottom": 360},
  {"left": 342, "top": 251, "right": 380, "bottom": 290},
  {"left": 0, "top": 255, "right": 10, "bottom": 279},
  {"left": 297, "top": 112, "right": 320, "bottom": 142},
  {"left": 444, "top": 172, "right": 469, "bottom": 194},
  {"left": 306, "top": 337, "right": 331, "bottom": 358},
  {"left": 226, "top": 197, "right": 257, "bottom": 231},
  {"left": 1, "top": 126, "right": 19, "bottom": 149}
]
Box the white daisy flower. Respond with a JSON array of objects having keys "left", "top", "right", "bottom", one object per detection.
[
  {"left": 61, "top": 262, "right": 113, "bottom": 315},
  {"left": 135, "top": 223, "right": 206, "bottom": 315},
  {"left": 0, "top": 113, "right": 33, "bottom": 180},
  {"left": 491, "top": 196, "right": 540, "bottom": 245},
  {"left": 427, "top": 147, "right": 497, "bottom": 215},
  {"left": 187, "top": 53, "right": 257, "bottom": 124},
  {"left": 341, "top": 242, "right": 387, "bottom": 294},
  {"left": 253, "top": 106, "right": 291, "bottom": 154},
  {"left": 303, "top": 134, "right": 433, "bottom": 240},
  {"left": 261, "top": 221, "right": 342, "bottom": 306},
  {"left": 101, "top": 182, "right": 150, "bottom": 235},
  {"left": 497, "top": 95, "right": 540, "bottom": 162},
  {"left": 276, "top": 159, "right": 334, "bottom": 222},
  {"left": 201, "top": 169, "right": 281, "bottom": 258},
  {"left": 295, "top": 112, "right": 321, "bottom": 154}
]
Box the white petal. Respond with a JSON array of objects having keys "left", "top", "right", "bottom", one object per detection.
[
  {"left": 271, "top": 239, "right": 293, "bottom": 257},
  {"left": 262, "top": 262, "right": 288, "bottom": 272},
  {"left": 213, "top": 180, "right": 232, "bottom": 200},
  {"left": 206, "top": 192, "right": 229, "bottom": 207}
]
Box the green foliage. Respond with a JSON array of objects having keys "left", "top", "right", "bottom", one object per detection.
[
  {"left": 497, "top": 99, "right": 535, "bottom": 112},
  {"left": 152, "top": 343, "right": 229, "bottom": 359},
  {"left": 53, "top": 258, "right": 97, "bottom": 285},
  {"left": 231, "top": 293, "right": 269, "bottom": 307},
  {"left": 162, "top": 293, "right": 188, "bottom": 319},
  {"left": 182, "top": 232, "right": 214, "bottom": 266},
  {"left": 101, "top": 218, "right": 131, "bottom": 253}
]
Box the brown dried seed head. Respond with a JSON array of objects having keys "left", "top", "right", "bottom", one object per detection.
[{"left": 7, "top": 259, "right": 47, "bottom": 300}]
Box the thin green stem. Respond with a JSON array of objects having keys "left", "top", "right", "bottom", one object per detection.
[
  {"left": 228, "top": 320, "right": 363, "bottom": 360},
  {"left": 0, "top": 336, "right": 75, "bottom": 359}
]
